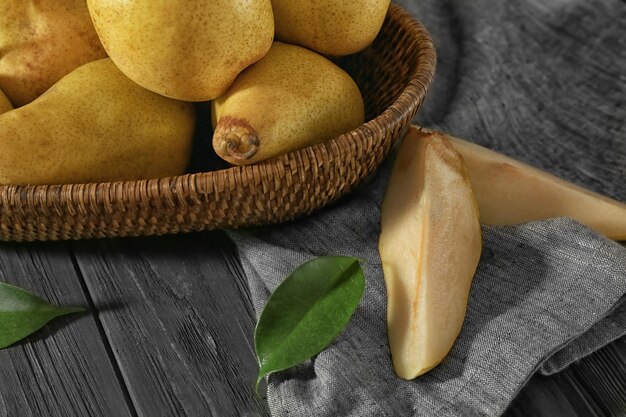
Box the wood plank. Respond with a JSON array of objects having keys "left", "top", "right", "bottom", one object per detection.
[
  {"left": 0, "top": 241, "right": 134, "bottom": 417},
  {"left": 506, "top": 336, "right": 626, "bottom": 416},
  {"left": 73, "top": 229, "right": 625, "bottom": 416},
  {"left": 72, "top": 231, "right": 269, "bottom": 417}
]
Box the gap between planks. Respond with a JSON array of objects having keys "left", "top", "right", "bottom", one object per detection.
[{"left": 67, "top": 242, "right": 140, "bottom": 417}]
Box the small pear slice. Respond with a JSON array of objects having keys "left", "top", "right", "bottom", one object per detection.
[
  {"left": 379, "top": 130, "right": 482, "bottom": 380},
  {"left": 0, "top": 90, "right": 12, "bottom": 115},
  {"left": 428, "top": 131, "right": 626, "bottom": 241}
]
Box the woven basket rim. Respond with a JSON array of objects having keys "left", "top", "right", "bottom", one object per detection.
[{"left": 0, "top": 3, "right": 436, "bottom": 205}]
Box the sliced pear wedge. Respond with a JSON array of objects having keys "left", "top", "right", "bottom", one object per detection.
[
  {"left": 0, "top": 90, "right": 12, "bottom": 115},
  {"left": 379, "top": 130, "right": 482, "bottom": 380},
  {"left": 418, "top": 130, "right": 626, "bottom": 241}
]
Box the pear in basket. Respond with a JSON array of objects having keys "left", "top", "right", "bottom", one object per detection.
[
  {"left": 87, "top": 0, "right": 274, "bottom": 101},
  {"left": 272, "top": 0, "right": 391, "bottom": 56},
  {"left": 0, "top": 59, "right": 195, "bottom": 186},
  {"left": 212, "top": 42, "right": 364, "bottom": 165},
  {"left": 0, "top": 90, "right": 12, "bottom": 114},
  {"left": 0, "top": 0, "right": 107, "bottom": 107}
]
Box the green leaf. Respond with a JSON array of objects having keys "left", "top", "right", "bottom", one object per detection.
[
  {"left": 0, "top": 282, "right": 85, "bottom": 349},
  {"left": 254, "top": 256, "right": 365, "bottom": 388}
]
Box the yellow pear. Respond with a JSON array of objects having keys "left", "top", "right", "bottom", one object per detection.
[
  {"left": 0, "top": 90, "right": 12, "bottom": 114},
  {"left": 440, "top": 132, "right": 626, "bottom": 241},
  {"left": 212, "top": 42, "right": 364, "bottom": 165},
  {"left": 0, "top": 59, "right": 196, "bottom": 186},
  {"left": 272, "top": 0, "right": 391, "bottom": 56},
  {"left": 379, "top": 129, "right": 482, "bottom": 380},
  {"left": 87, "top": 0, "right": 274, "bottom": 102},
  {"left": 0, "top": 0, "right": 107, "bottom": 107}
]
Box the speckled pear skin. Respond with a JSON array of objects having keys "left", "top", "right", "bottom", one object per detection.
[
  {"left": 87, "top": 0, "right": 274, "bottom": 102},
  {"left": 0, "top": 0, "right": 107, "bottom": 107},
  {"left": 0, "top": 59, "right": 196, "bottom": 186},
  {"left": 212, "top": 42, "right": 364, "bottom": 165},
  {"left": 272, "top": 0, "right": 391, "bottom": 56},
  {"left": 0, "top": 90, "right": 12, "bottom": 114}
]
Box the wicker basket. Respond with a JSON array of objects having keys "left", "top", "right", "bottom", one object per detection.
[{"left": 0, "top": 4, "right": 436, "bottom": 241}]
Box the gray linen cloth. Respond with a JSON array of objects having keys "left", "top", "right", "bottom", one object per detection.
[{"left": 229, "top": 0, "right": 626, "bottom": 415}]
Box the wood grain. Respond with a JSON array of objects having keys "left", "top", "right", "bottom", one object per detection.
[
  {"left": 0, "top": 241, "right": 134, "bottom": 417},
  {"left": 71, "top": 232, "right": 269, "bottom": 417},
  {"left": 0, "top": 0, "right": 623, "bottom": 414},
  {"left": 0, "top": 234, "right": 623, "bottom": 416},
  {"left": 507, "top": 337, "right": 626, "bottom": 416}
]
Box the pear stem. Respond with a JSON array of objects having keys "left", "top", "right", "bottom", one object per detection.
[
  {"left": 223, "top": 132, "right": 260, "bottom": 161},
  {"left": 214, "top": 116, "right": 261, "bottom": 162}
]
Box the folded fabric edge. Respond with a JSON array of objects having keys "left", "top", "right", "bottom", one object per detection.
[{"left": 540, "top": 296, "right": 626, "bottom": 375}]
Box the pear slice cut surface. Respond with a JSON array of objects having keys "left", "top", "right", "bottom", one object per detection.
[
  {"left": 439, "top": 132, "right": 626, "bottom": 241},
  {"left": 379, "top": 129, "right": 482, "bottom": 380}
]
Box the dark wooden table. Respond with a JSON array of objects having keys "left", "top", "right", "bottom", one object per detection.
[{"left": 0, "top": 230, "right": 624, "bottom": 417}]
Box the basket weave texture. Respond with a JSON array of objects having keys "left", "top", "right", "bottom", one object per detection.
[{"left": 0, "top": 4, "right": 436, "bottom": 241}]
